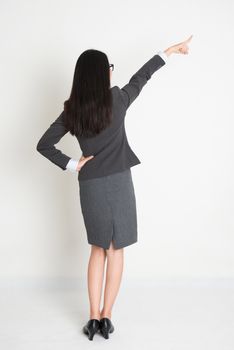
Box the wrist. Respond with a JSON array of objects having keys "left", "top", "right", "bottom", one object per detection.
[{"left": 164, "top": 47, "right": 174, "bottom": 57}]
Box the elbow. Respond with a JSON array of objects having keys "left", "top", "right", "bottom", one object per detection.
[
  {"left": 36, "top": 141, "right": 41, "bottom": 152},
  {"left": 36, "top": 139, "right": 45, "bottom": 154}
]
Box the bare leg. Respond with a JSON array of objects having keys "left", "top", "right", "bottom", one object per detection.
[
  {"left": 100, "top": 241, "right": 124, "bottom": 319},
  {"left": 87, "top": 245, "right": 106, "bottom": 320}
]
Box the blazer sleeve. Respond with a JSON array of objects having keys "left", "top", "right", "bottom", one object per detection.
[
  {"left": 119, "top": 53, "right": 166, "bottom": 109},
  {"left": 36, "top": 111, "right": 72, "bottom": 170}
]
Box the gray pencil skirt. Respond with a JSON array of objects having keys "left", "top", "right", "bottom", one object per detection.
[{"left": 78, "top": 168, "right": 138, "bottom": 249}]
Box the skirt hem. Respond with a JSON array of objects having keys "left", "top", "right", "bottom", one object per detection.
[{"left": 87, "top": 239, "right": 138, "bottom": 250}]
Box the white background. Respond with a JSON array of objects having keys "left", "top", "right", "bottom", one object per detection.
[{"left": 0, "top": 0, "right": 234, "bottom": 286}]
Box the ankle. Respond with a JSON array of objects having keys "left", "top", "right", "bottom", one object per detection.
[
  {"left": 100, "top": 310, "right": 112, "bottom": 319},
  {"left": 90, "top": 311, "right": 100, "bottom": 320}
]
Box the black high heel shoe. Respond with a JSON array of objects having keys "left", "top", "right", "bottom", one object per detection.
[
  {"left": 83, "top": 319, "right": 100, "bottom": 340},
  {"left": 99, "top": 317, "right": 115, "bottom": 339}
]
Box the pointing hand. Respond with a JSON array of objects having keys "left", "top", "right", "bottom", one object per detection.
[
  {"left": 173, "top": 34, "right": 193, "bottom": 55},
  {"left": 164, "top": 35, "right": 193, "bottom": 57}
]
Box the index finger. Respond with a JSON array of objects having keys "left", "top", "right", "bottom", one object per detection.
[{"left": 185, "top": 34, "right": 193, "bottom": 43}]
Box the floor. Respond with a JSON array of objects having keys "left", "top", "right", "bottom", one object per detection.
[{"left": 0, "top": 278, "right": 234, "bottom": 349}]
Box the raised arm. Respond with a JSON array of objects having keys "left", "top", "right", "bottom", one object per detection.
[
  {"left": 119, "top": 51, "right": 168, "bottom": 109},
  {"left": 36, "top": 111, "right": 72, "bottom": 170},
  {"left": 119, "top": 35, "right": 193, "bottom": 109}
]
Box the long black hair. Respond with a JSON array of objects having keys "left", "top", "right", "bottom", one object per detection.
[{"left": 63, "top": 49, "right": 113, "bottom": 138}]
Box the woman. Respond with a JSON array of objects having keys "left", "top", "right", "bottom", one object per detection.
[{"left": 36, "top": 35, "right": 193, "bottom": 341}]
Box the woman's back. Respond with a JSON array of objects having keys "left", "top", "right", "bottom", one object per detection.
[{"left": 77, "top": 85, "right": 141, "bottom": 181}]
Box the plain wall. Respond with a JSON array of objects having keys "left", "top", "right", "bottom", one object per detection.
[{"left": 0, "top": 0, "right": 233, "bottom": 285}]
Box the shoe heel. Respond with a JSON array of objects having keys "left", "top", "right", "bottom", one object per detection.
[
  {"left": 101, "top": 329, "right": 109, "bottom": 339},
  {"left": 99, "top": 317, "right": 114, "bottom": 339},
  {"left": 88, "top": 332, "right": 94, "bottom": 341},
  {"left": 83, "top": 319, "right": 100, "bottom": 340}
]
